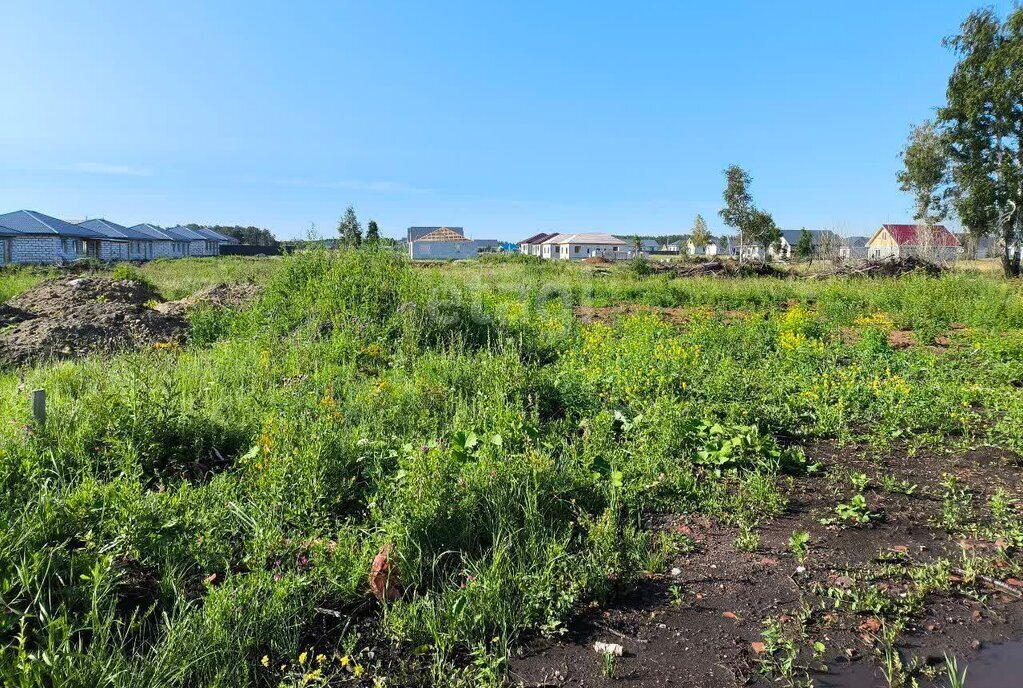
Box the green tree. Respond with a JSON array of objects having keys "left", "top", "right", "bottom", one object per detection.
[
  {"left": 719, "top": 165, "right": 779, "bottom": 261},
  {"left": 366, "top": 219, "right": 380, "bottom": 245},
  {"left": 937, "top": 7, "right": 1023, "bottom": 276},
  {"left": 337, "top": 205, "right": 362, "bottom": 247},
  {"left": 690, "top": 214, "right": 711, "bottom": 254},
  {"left": 794, "top": 228, "right": 814, "bottom": 261},
  {"left": 898, "top": 121, "right": 950, "bottom": 226}
]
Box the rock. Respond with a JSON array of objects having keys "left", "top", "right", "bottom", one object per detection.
[
  {"left": 750, "top": 641, "right": 766, "bottom": 654},
  {"left": 971, "top": 639, "right": 983, "bottom": 651}
]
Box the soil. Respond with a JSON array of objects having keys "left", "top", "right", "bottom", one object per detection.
[
  {"left": 508, "top": 443, "right": 1023, "bottom": 687},
  {"left": 154, "top": 282, "right": 261, "bottom": 316},
  {"left": 0, "top": 278, "right": 260, "bottom": 367},
  {"left": 574, "top": 305, "right": 694, "bottom": 326}
]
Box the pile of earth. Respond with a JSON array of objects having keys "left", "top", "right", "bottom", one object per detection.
[
  {"left": 154, "top": 282, "right": 261, "bottom": 316},
  {"left": 0, "top": 278, "right": 261, "bottom": 367}
]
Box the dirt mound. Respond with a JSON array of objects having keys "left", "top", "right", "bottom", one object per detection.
[
  {"left": 0, "top": 304, "right": 186, "bottom": 367},
  {"left": 0, "top": 304, "right": 32, "bottom": 328},
  {"left": 0, "top": 277, "right": 185, "bottom": 367},
  {"left": 8, "top": 277, "right": 162, "bottom": 316},
  {"left": 155, "top": 283, "right": 261, "bottom": 316},
  {"left": 582, "top": 256, "right": 612, "bottom": 265}
]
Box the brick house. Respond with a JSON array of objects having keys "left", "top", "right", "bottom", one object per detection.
[
  {"left": 166, "top": 225, "right": 216, "bottom": 256},
  {"left": 131, "top": 224, "right": 183, "bottom": 258},
  {"left": 0, "top": 225, "right": 16, "bottom": 265},
  {"left": 78, "top": 218, "right": 158, "bottom": 260},
  {"left": 0, "top": 210, "right": 106, "bottom": 263}
]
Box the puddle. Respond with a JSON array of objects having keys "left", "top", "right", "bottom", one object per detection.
[
  {"left": 965, "top": 639, "right": 1023, "bottom": 688},
  {"left": 814, "top": 640, "right": 1023, "bottom": 687}
]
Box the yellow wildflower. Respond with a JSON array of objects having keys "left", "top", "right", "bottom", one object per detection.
[
  {"left": 298, "top": 651, "right": 308, "bottom": 664},
  {"left": 353, "top": 664, "right": 365, "bottom": 678},
  {"left": 261, "top": 655, "right": 270, "bottom": 668}
]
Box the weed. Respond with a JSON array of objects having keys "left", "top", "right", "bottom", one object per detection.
[{"left": 789, "top": 531, "right": 810, "bottom": 563}]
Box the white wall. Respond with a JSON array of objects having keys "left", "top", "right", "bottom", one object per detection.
[{"left": 409, "top": 240, "right": 482, "bottom": 259}]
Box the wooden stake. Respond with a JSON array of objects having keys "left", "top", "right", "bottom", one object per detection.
[{"left": 31, "top": 389, "right": 45, "bottom": 426}]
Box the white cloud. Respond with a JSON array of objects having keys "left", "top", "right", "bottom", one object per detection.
[{"left": 71, "top": 162, "right": 154, "bottom": 176}]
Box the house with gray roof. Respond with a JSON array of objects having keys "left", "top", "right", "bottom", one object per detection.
[
  {"left": 838, "top": 236, "right": 870, "bottom": 260},
  {"left": 771, "top": 229, "right": 841, "bottom": 260},
  {"left": 0, "top": 225, "right": 18, "bottom": 265},
  {"left": 0, "top": 210, "right": 106, "bottom": 263},
  {"left": 131, "top": 224, "right": 182, "bottom": 258},
  {"left": 194, "top": 227, "right": 239, "bottom": 250},
  {"left": 165, "top": 225, "right": 215, "bottom": 256},
  {"left": 78, "top": 218, "right": 157, "bottom": 260}
]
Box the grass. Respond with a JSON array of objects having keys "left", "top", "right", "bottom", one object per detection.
[{"left": 1, "top": 250, "right": 1022, "bottom": 686}]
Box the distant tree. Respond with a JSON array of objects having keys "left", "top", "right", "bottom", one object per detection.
[
  {"left": 690, "top": 215, "right": 711, "bottom": 252},
  {"left": 719, "top": 235, "right": 730, "bottom": 252},
  {"left": 898, "top": 121, "right": 950, "bottom": 227},
  {"left": 366, "top": 219, "right": 380, "bottom": 245},
  {"left": 187, "top": 223, "right": 277, "bottom": 246},
  {"left": 337, "top": 205, "right": 362, "bottom": 247},
  {"left": 936, "top": 6, "right": 1023, "bottom": 276},
  {"left": 794, "top": 228, "right": 814, "bottom": 261},
  {"left": 719, "top": 165, "right": 778, "bottom": 261}
]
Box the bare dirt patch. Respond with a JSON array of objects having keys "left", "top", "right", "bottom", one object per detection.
[
  {"left": 0, "top": 278, "right": 260, "bottom": 368},
  {"left": 509, "top": 443, "right": 1023, "bottom": 687},
  {"left": 574, "top": 304, "right": 693, "bottom": 326},
  {"left": 155, "top": 282, "right": 261, "bottom": 316}
]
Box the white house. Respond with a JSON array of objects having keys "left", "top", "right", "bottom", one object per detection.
[
  {"left": 517, "top": 232, "right": 557, "bottom": 256},
  {"left": 539, "top": 232, "right": 628, "bottom": 260},
  {"left": 408, "top": 226, "right": 498, "bottom": 259},
  {"left": 771, "top": 229, "right": 841, "bottom": 260},
  {"left": 687, "top": 239, "right": 720, "bottom": 256}
]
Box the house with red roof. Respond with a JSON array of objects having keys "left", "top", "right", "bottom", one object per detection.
[{"left": 866, "top": 224, "right": 960, "bottom": 261}]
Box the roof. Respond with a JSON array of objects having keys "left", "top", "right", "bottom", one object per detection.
[
  {"left": 0, "top": 224, "right": 20, "bottom": 237},
  {"left": 779, "top": 229, "right": 839, "bottom": 246},
  {"left": 542, "top": 232, "right": 627, "bottom": 246},
  {"left": 519, "top": 232, "right": 556, "bottom": 245},
  {"left": 193, "top": 227, "right": 239, "bottom": 244},
  {"left": 409, "top": 226, "right": 464, "bottom": 242},
  {"left": 877, "top": 224, "right": 960, "bottom": 247},
  {"left": 0, "top": 210, "right": 103, "bottom": 238},
  {"left": 843, "top": 236, "right": 870, "bottom": 247},
  {"left": 77, "top": 218, "right": 153, "bottom": 241},
  {"left": 414, "top": 226, "right": 470, "bottom": 242},
  {"left": 164, "top": 225, "right": 207, "bottom": 241},
  {"left": 130, "top": 224, "right": 176, "bottom": 241}
]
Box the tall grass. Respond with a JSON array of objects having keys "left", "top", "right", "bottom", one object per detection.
[{"left": 1, "top": 251, "right": 1022, "bottom": 685}]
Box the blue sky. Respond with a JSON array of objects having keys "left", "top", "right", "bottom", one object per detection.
[{"left": 1, "top": 1, "right": 1013, "bottom": 241}]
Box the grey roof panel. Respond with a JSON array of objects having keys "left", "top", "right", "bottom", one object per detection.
[
  {"left": 164, "top": 225, "right": 206, "bottom": 241},
  {"left": 0, "top": 224, "right": 21, "bottom": 237},
  {"left": 78, "top": 218, "right": 154, "bottom": 241},
  {"left": 130, "top": 224, "right": 176, "bottom": 241},
  {"left": 0, "top": 210, "right": 104, "bottom": 238}
]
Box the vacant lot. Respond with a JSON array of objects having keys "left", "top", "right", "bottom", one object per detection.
[{"left": 2, "top": 252, "right": 1023, "bottom": 687}]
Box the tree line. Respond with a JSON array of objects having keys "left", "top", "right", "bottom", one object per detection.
[
  {"left": 185, "top": 224, "right": 278, "bottom": 246},
  {"left": 898, "top": 6, "right": 1022, "bottom": 276}
]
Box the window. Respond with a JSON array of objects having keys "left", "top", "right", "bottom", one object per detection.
[
  {"left": 574, "top": 245, "right": 580, "bottom": 253},
  {"left": 1, "top": 239, "right": 9, "bottom": 264}
]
